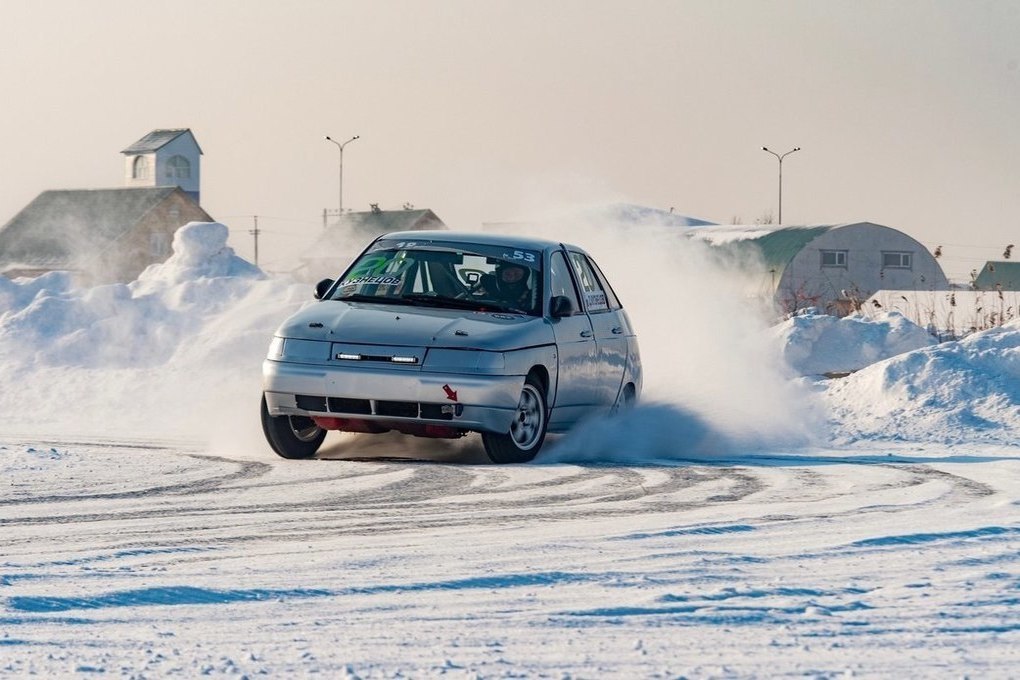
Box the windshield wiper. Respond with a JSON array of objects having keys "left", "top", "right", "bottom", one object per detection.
[
  {"left": 401, "top": 294, "right": 530, "bottom": 315},
  {"left": 333, "top": 293, "right": 404, "bottom": 305},
  {"left": 399, "top": 293, "right": 492, "bottom": 311}
]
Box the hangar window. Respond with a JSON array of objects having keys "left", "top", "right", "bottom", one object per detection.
[
  {"left": 882, "top": 251, "right": 913, "bottom": 269},
  {"left": 820, "top": 250, "right": 847, "bottom": 268}
]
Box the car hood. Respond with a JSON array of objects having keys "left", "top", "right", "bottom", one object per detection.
[{"left": 276, "top": 301, "right": 553, "bottom": 351}]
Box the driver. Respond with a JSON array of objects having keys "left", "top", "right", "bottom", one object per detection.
[{"left": 475, "top": 261, "right": 533, "bottom": 310}]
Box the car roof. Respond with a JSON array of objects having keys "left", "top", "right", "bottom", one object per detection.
[{"left": 379, "top": 230, "right": 585, "bottom": 255}]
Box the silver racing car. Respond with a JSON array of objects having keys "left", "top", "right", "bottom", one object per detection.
[{"left": 261, "top": 231, "right": 641, "bottom": 463}]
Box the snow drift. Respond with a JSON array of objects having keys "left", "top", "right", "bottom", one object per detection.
[
  {"left": 773, "top": 310, "right": 936, "bottom": 377},
  {"left": 0, "top": 222, "right": 307, "bottom": 445}
]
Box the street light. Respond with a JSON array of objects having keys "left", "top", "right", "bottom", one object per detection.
[
  {"left": 761, "top": 146, "right": 801, "bottom": 224},
  {"left": 325, "top": 134, "right": 359, "bottom": 214}
]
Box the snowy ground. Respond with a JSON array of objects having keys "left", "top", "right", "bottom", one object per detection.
[{"left": 2, "top": 223, "right": 1018, "bottom": 678}]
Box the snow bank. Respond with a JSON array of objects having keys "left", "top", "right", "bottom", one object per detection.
[
  {"left": 774, "top": 310, "right": 936, "bottom": 377},
  {"left": 0, "top": 222, "right": 308, "bottom": 443},
  {"left": 824, "top": 319, "right": 1020, "bottom": 443},
  {"left": 0, "top": 222, "right": 279, "bottom": 370},
  {"left": 0, "top": 270, "right": 74, "bottom": 312},
  {"left": 134, "top": 221, "right": 263, "bottom": 293}
]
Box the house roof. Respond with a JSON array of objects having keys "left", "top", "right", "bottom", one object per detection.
[
  {"left": 974, "top": 261, "right": 1020, "bottom": 290},
  {"left": 121, "top": 128, "right": 202, "bottom": 155},
  {"left": 333, "top": 208, "right": 441, "bottom": 234},
  {"left": 304, "top": 209, "right": 446, "bottom": 258},
  {"left": 0, "top": 187, "right": 195, "bottom": 268}
]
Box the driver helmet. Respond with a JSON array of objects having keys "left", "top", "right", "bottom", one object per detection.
[{"left": 495, "top": 261, "right": 529, "bottom": 295}]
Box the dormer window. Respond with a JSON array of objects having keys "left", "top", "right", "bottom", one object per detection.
[
  {"left": 166, "top": 155, "right": 191, "bottom": 180},
  {"left": 132, "top": 156, "right": 150, "bottom": 180}
]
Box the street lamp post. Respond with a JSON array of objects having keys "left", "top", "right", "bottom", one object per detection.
[
  {"left": 325, "top": 134, "right": 359, "bottom": 214},
  {"left": 761, "top": 146, "right": 801, "bottom": 224}
]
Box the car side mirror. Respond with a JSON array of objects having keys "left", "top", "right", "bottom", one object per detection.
[
  {"left": 314, "top": 278, "right": 334, "bottom": 300},
  {"left": 549, "top": 295, "right": 574, "bottom": 318}
]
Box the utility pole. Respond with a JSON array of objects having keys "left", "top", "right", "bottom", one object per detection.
[
  {"left": 761, "top": 146, "right": 801, "bottom": 224},
  {"left": 249, "top": 215, "right": 260, "bottom": 266},
  {"left": 325, "top": 134, "right": 359, "bottom": 214}
]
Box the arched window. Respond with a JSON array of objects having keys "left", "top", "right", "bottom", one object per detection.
[
  {"left": 166, "top": 155, "right": 191, "bottom": 180},
  {"left": 132, "top": 156, "right": 150, "bottom": 180}
]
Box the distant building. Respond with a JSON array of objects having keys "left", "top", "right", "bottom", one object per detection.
[
  {"left": 121, "top": 128, "right": 203, "bottom": 204},
  {"left": 297, "top": 205, "right": 447, "bottom": 282},
  {"left": 0, "top": 128, "right": 211, "bottom": 284},
  {"left": 689, "top": 221, "right": 949, "bottom": 316},
  {"left": 973, "top": 261, "right": 1020, "bottom": 290},
  {"left": 0, "top": 187, "right": 212, "bottom": 283}
]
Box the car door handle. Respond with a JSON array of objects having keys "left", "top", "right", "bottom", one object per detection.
[
  {"left": 611, "top": 327, "right": 624, "bottom": 334},
  {"left": 580, "top": 330, "right": 593, "bottom": 338}
]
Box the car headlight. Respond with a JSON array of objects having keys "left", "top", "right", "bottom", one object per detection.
[
  {"left": 266, "top": 337, "right": 331, "bottom": 363},
  {"left": 267, "top": 336, "right": 285, "bottom": 360}
]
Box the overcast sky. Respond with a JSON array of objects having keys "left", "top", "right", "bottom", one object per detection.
[{"left": 1, "top": 0, "right": 1017, "bottom": 280}]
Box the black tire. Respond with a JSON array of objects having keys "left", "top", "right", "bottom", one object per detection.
[
  {"left": 611, "top": 383, "right": 637, "bottom": 416},
  {"left": 260, "top": 395, "right": 326, "bottom": 459},
  {"left": 482, "top": 374, "right": 548, "bottom": 464}
]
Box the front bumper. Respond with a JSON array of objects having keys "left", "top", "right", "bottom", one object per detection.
[{"left": 262, "top": 359, "right": 523, "bottom": 435}]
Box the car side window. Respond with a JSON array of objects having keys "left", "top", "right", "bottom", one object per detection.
[
  {"left": 568, "top": 251, "right": 610, "bottom": 313},
  {"left": 548, "top": 251, "right": 581, "bottom": 315},
  {"left": 585, "top": 256, "right": 621, "bottom": 311}
]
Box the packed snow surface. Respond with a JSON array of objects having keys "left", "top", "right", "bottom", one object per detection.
[{"left": 1, "top": 222, "right": 1018, "bottom": 677}]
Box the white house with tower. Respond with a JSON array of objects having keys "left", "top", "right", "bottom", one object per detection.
[
  {"left": 121, "top": 129, "right": 203, "bottom": 204},
  {"left": 0, "top": 128, "right": 211, "bottom": 283}
]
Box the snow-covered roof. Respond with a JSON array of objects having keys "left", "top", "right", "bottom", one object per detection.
[{"left": 685, "top": 223, "right": 831, "bottom": 245}]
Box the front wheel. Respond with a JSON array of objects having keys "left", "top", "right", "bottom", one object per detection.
[
  {"left": 482, "top": 375, "right": 548, "bottom": 464},
  {"left": 261, "top": 395, "right": 326, "bottom": 459}
]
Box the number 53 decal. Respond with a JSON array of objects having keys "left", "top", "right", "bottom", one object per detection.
[{"left": 506, "top": 250, "right": 536, "bottom": 263}]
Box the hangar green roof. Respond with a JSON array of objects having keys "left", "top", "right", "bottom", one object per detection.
[
  {"left": 690, "top": 224, "right": 833, "bottom": 275},
  {"left": 974, "top": 261, "right": 1020, "bottom": 290}
]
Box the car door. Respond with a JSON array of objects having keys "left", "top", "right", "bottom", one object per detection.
[
  {"left": 547, "top": 250, "right": 599, "bottom": 427},
  {"left": 568, "top": 251, "right": 628, "bottom": 407}
]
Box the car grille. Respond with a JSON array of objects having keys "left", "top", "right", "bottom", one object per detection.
[
  {"left": 375, "top": 401, "right": 419, "bottom": 418},
  {"left": 295, "top": 395, "right": 327, "bottom": 412},
  {"left": 295, "top": 394, "right": 454, "bottom": 420},
  {"left": 327, "top": 397, "right": 372, "bottom": 414}
]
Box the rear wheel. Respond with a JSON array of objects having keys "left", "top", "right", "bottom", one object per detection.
[
  {"left": 611, "top": 383, "right": 637, "bottom": 415},
  {"left": 482, "top": 375, "right": 547, "bottom": 464},
  {"left": 261, "top": 395, "right": 326, "bottom": 459}
]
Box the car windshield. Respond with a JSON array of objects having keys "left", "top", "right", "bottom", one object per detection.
[{"left": 327, "top": 238, "right": 544, "bottom": 316}]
